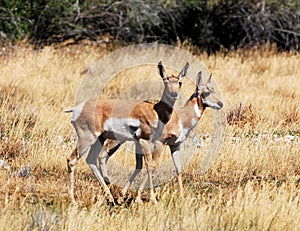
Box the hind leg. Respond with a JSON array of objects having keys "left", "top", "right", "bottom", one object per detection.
[
  {"left": 67, "top": 147, "right": 81, "bottom": 204},
  {"left": 98, "top": 139, "right": 122, "bottom": 184},
  {"left": 86, "top": 137, "right": 115, "bottom": 203},
  {"left": 121, "top": 141, "right": 143, "bottom": 196}
]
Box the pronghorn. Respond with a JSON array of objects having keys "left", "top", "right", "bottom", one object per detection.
[
  {"left": 65, "top": 61, "right": 189, "bottom": 203},
  {"left": 98, "top": 71, "right": 223, "bottom": 203}
]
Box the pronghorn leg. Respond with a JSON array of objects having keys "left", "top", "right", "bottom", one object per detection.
[
  {"left": 67, "top": 147, "right": 80, "bottom": 204},
  {"left": 143, "top": 153, "right": 157, "bottom": 204},
  {"left": 86, "top": 137, "right": 115, "bottom": 203},
  {"left": 136, "top": 173, "right": 148, "bottom": 204},
  {"left": 139, "top": 139, "right": 157, "bottom": 204},
  {"left": 134, "top": 153, "right": 153, "bottom": 204},
  {"left": 170, "top": 144, "right": 183, "bottom": 197},
  {"left": 121, "top": 141, "right": 143, "bottom": 196},
  {"left": 136, "top": 141, "right": 163, "bottom": 203},
  {"left": 98, "top": 139, "right": 122, "bottom": 184}
]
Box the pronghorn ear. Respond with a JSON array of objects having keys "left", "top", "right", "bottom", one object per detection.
[
  {"left": 178, "top": 62, "right": 189, "bottom": 81},
  {"left": 197, "top": 71, "right": 202, "bottom": 84},
  {"left": 196, "top": 71, "right": 202, "bottom": 91},
  {"left": 158, "top": 61, "right": 167, "bottom": 82},
  {"left": 207, "top": 73, "right": 212, "bottom": 83}
]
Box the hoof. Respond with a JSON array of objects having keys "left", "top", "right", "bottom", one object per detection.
[
  {"left": 135, "top": 196, "right": 143, "bottom": 205},
  {"left": 107, "top": 195, "right": 115, "bottom": 205},
  {"left": 117, "top": 195, "right": 124, "bottom": 204},
  {"left": 104, "top": 177, "right": 111, "bottom": 185},
  {"left": 150, "top": 196, "right": 158, "bottom": 205},
  {"left": 69, "top": 197, "right": 78, "bottom": 206}
]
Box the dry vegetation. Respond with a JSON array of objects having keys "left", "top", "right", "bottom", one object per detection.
[{"left": 0, "top": 43, "right": 299, "bottom": 230}]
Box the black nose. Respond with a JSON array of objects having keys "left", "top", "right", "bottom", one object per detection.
[
  {"left": 170, "top": 93, "right": 178, "bottom": 100},
  {"left": 218, "top": 101, "right": 223, "bottom": 108}
]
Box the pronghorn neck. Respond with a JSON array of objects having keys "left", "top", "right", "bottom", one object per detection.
[
  {"left": 153, "top": 84, "right": 178, "bottom": 124},
  {"left": 174, "top": 95, "right": 206, "bottom": 144},
  {"left": 161, "top": 88, "right": 177, "bottom": 107},
  {"left": 185, "top": 93, "right": 206, "bottom": 120},
  {"left": 196, "top": 95, "right": 206, "bottom": 115},
  {"left": 154, "top": 99, "right": 174, "bottom": 124}
]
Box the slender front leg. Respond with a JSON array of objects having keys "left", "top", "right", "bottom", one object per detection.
[
  {"left": 67, "top": 147, "right": 80, "bottom": 204},
  {"left": 170, "top": 144, "right": 183, "bottom": 197},
  {"left": 121, "top": 141, "right": 143, "bottom": 196},
  {"left": 136, "top": 141, "right": 163, "bottom": 203},
  {"left": 134, "top": 152, "right": 156, "bottom": 204},
  {"left": 86, "top": 137, "right": 115, "bottom": 203},
  {"left": 139, "top": 139, "right": 157, "bottom": 204}
]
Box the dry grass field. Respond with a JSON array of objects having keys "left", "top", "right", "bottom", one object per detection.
[{"left": 0, "top": 42, "right": 299, "bottom": 230}]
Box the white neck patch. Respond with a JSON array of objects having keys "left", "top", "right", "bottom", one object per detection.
[
  {"left": 191, "top": 118, "right": 198, "bottom": 127},
  {"left": 194, "top": 103, "right": 202, "bottom": 118}
]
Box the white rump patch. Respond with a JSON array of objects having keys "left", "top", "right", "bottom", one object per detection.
[{"left": 71, "top": 101, "right": 87, "bottom": 121}]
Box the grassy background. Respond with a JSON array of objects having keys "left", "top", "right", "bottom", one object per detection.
[{"left": 0, "top": 43, "right": 299, "bottom": 230}]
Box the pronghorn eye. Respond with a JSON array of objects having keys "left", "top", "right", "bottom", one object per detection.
[
  {"left": 208, "top": 87, "right": 215, "bottom": 93},
  {"left": 179, "top": 82, "right": 182, "bottom": 87}
]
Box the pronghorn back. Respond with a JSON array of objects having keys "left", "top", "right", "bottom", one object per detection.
[{"left": 67, "top": 98, "right": 160, "bottom": 155}]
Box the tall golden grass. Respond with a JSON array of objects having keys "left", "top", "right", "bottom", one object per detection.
[{"left": 0, "top": 43, "right": 299, "bottom": 230}]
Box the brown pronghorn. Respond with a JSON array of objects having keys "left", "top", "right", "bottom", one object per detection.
[
  {"left": 65, "top": 61, "right": 189, "bottom": 203},
  {"left": 98, "top": 71, "right": 223, "bottom": 203}
]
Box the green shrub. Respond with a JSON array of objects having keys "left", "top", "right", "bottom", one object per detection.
[{"left": 0, "top": 0, "right": 299, "bottom": 51}]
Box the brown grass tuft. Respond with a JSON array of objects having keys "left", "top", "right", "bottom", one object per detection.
[
  {"left": 227, "top": 102, "right": 258, "bottom": 128},
  {"left": 282, "top": 104, "right": 299, "bottom": 125}
]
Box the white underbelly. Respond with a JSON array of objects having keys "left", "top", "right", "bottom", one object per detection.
[{"left": 103, "top": 118, "right": 141, "bottom": 141}]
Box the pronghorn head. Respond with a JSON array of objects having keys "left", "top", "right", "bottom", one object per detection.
[
  {"left": 158, "top": 61, "right": 189, "bottom": 102},
  {"left": 196, "top": 72, "right": 223, "bottom": 110}
]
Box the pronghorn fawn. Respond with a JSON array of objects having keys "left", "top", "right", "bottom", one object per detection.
[
  {"left": 99, "top": 71, "right": 223, "bottom": 203},
  {"left": 65, "top": 61, "right": 189, "bottom": 203}
]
